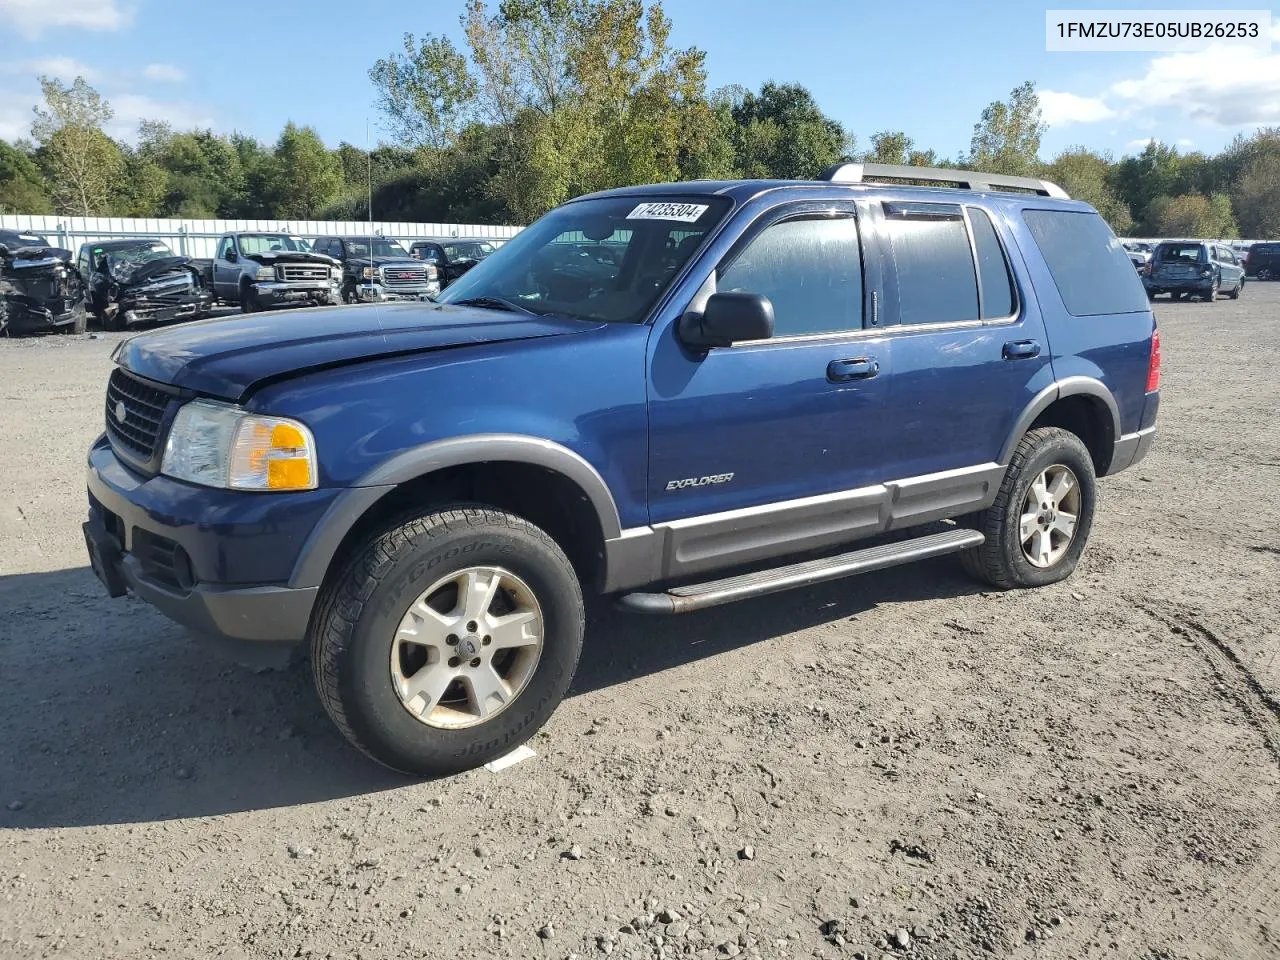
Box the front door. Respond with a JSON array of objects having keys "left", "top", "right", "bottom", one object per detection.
[
  {"left": 212, "top": 236, "right": 239, "bottom": 298},
  {"left": 646, "top": 201, "right": 892, "bottom": 574}
]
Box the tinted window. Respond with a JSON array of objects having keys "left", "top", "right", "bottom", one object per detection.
[
  {"left": 967, "top": 207, "right": 1016, "bottom": 319},
  {"left": 882, "top": 202, "right": 978, "bottom": 325},
  {"left": 1023, "top": 210, "right": 1149, "bottom": 316},
  {"left": 217, "top": 237, "right": 233, "bottom": 259},
  {"left": 1155, "top": 243, "right": 1206, "bottom": 264},
  {"left": 718, "top": 213, "right": 863, "bottom": 337}
]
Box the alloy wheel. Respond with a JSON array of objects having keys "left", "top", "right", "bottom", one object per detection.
[
  {"left": 1019, "top": 464, "right": 1081, "bottom": 568},
  {"left": 390, "top": 566, "right": 544, "bottom": 729}
]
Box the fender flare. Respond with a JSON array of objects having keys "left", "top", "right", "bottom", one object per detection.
[
  {"left": 998, "top": 376, "right": 1121, "bottom": 466},
  {"left": 288, "top": 434, "right": 623, "bottom": 589}
]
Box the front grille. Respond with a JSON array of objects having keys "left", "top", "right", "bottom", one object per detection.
[
  {"left": 132, "top": 528, "right": 192, "bottom": 591},
  {"left": 280, "top": 264, "right": 329, "bottom": 282},
  {"left": 383, "top": 266, "right": 428, "bottom": 286},
  {"left": 105, "top": 368, "right": 172, "bottom": 463}
]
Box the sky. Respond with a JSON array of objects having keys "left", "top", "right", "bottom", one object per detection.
[{"left": 1, "top": 0, "right": 1278, "bottom": 161}]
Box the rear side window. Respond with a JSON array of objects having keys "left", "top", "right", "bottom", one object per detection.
[
  {"left": 718, "top": 214, "right": 863, "bottom": 337},
  {"left": 1023, "top": 210, "right": 1148, "bottom": 316},
  {"left": 966, "top": 207, "right": 1016, "bottom": 319},
  {"left": 881, "top": 202, "right": 978, "bottom": 325}
]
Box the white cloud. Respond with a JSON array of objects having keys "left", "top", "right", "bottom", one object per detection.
[
  {"left": 1125, "top": 138, "right": 1156, "bottom": 152},
  {"left": 1039, "top": 90, "right": 1116, "bottom": 126},
  {"left": 0, "top": 95, "right": 30, "bottom": 141},
  {"left": 1, "top": 58, "right": 100, "bottom": 83},
  {"left": 0, "top": 0, "right": 132, "bottom": 39},
  {"left": 142, "top": 64, "right": 186, "bottom": 83},
  {"left": 104, "top": 93, "right": 216, "bottom": 140}
]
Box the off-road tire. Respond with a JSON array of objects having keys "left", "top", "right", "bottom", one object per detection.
[
  {"left": 959, "top": 427, "right": 1096, "bottom": 589},
  {"left": 309, "top": 504, "right": 585, "bottom": 777}
]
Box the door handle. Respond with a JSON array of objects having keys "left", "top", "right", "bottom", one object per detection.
[
  {"left": 1002, "top": 340, "right": 1041, "bottom": 360},
  {"left": 827, "top": 357, "right": 879, "bottom": 382}
]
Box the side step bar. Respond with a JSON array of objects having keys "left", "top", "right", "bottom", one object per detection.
[{"left": 617, "top": 528, "right": 984, "bottom": 615}]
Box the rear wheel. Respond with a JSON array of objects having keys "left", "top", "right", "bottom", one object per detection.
[
  {"left": 310, "top": 504, "right": 585, "bottom": 776},
  {"left": 1258, "top": 268, "right": 1272, "bottom": 281},
  {"left": 959, "top": 427, "right": 1096, "bottom": 589}
]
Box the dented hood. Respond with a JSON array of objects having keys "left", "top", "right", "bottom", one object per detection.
[
  {"left": 243, "top": 250, "right": 340, "bottom": 267},
  {"left": 113, "top": 255, "right": 199, "bottom": 287},
  {"left": 114, "top": 302, "right": 602, "bottom": 400}
]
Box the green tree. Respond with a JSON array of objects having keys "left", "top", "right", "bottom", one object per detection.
[
  {"left": 1233, "top": 147, "right": 1280, "bottom": 238},
  {"left": 967, "top": 81, "right": 1045, "bottom": 177},
  {"left": 1041, "top": 147, "right": 1133, "bottom": 233},
  {"left": 370, "top": 33, "right": 476, "bottom": 152},
  {"left": 29, "top": 76, "right": 123, "bottom": 216},
  {"left": 267, "top": 123, "right": 342, "bottom": 219},
  {"left": 1114, "top": 141, "right": 1183, "bottom": 231},
  {"left": 0, "top": 140, "right": 51, "bottom": 214},
  {"left": 729, "top": 82, "right": 852, "bottom": 180},
  {"left": 1150, "top": 193, "right": 1236, "bottom": 237}
]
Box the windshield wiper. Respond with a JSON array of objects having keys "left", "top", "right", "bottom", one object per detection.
[{"left": 451, "top": 296, "right": 540, "bottom": 316}]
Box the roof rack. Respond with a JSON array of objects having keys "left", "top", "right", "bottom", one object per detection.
[{"left": 816, "top": 162, "right": 1070, "bottom": 200}]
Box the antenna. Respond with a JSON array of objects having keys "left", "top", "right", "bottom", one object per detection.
[{"left": 366, "top": 119, "right": 374, "bottom": 286}]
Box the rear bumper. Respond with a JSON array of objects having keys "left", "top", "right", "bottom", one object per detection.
[
  {"left": 84, "top": 436, "right": 339, "bottom": 644},
  {"left": 1144, "top": 276, "right": 1213, "bottom": 293}
]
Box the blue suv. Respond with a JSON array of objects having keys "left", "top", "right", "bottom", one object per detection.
[{"left": 83, "top": 164, "right": 1160, "bottom": 776}]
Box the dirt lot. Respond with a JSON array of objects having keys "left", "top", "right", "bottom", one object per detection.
[{"left": 1, "top": 288, "right": 1278, "bottom": 960}]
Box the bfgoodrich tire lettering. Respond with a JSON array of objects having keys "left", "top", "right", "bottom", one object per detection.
[
  {"left": 310, "top": 504, "right": 584, "bottom": 776},
  {"left": 959, "top": 427, "right": 1096, "bottom": 589}
]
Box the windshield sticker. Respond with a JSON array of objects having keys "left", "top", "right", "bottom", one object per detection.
[{"left": 626, "top": 202, "right": 709, "bottom": 223}]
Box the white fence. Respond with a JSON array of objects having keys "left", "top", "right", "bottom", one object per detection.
[{"left": 0, "top": 215, "right": 524, "bottom": 258}]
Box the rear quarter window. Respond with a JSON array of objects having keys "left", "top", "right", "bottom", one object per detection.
[{"left": 1022, "top": 210, "right": 1149, "bottom": 316}]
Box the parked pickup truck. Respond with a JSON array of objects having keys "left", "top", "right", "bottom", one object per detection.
[
  {"left": 407, "top": 237, "right": 498, "bottom": 288},
  {"left": 0, "top": 230, "right": 86, "bottom": 335},
  {"left": 83, "top": 164, "right": 1159, "bottom": 778},
  {"left": 78, "top": 238, "right": 213, "bottom": 330},
  {"left": 210, "top": 232, "right": 341, "bottom": 312},
  {"left": 309, "top": 235, "right": 439, "bottom": 304}
]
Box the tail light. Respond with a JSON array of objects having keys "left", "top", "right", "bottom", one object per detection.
[
  {"left": 1143, "top": 261, "right": 1153, "bottom": 276},
  {"left": 1146, "top": 330, "right": 1161, "bottom": 393}
]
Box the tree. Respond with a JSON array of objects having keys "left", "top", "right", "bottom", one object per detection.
[
  {"left": 967, "top": 81, "right": 1045, "bottom": 177},
  {"left": 1041, "top": 147, "right": 1133, "bottom": 233},
  {"left": 370, "top": 33, "right": 477, "bottom": 152},
  {"left": 0, "top": 140, "right": 51, "bottom": 214},
  {"left": 1150, "top": 193, "right": 1236, "bottom": 237},
  {"left": 730, "top": 82, "right": 852, "bottom": 180},
  {"left": 1113, "top": 140, "right": 1183, "bottom": 231},
  {"left": 29, "top": 76, "right": 122, "bottom": 216},
  {"left": 267, "top": 123, "right": 342, "bottom": 219},
  {"left": 1234, "top": 148, "right": 1280, "bottom": 238}
]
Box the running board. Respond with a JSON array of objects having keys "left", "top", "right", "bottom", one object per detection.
[{"left": 617, "top": 528, "right": 984, "bottom": 614}]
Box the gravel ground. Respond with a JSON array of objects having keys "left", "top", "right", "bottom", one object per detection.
[{"left": 1, "top": 289, "right": 1278, "bottom": 960}]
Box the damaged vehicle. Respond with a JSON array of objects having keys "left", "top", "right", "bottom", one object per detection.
[
  {"left": 0, "top": 230, "right": 87, "bottom": 336},
  {"left": 78, "top": 239, "right": 213, "bottom": 331},
  {"left": 309, "top": 235, "right": 439, "bottom": 304},
  {"left": 210, "top": 233, "right": 341, "bottom": 312}
]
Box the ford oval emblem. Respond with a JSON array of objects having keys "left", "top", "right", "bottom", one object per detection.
[{"left": 114, "top": 400, "right": 127, "bottom": 423}]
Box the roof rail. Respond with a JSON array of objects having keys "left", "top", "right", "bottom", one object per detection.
[{"left": 816, "top": 162, "right": 1070, "bottom": 200}]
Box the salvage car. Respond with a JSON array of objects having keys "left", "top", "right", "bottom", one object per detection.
[
  {"left": 83, "top": 164, "right": 1160, "bottom": 778},
  {"left": 408, "top": 237, "right": 498, "bottom": 287},
  {"left": 210, "top": 233, "right": 341, "bottom": 312},
  {"left": 310, "top": 235, "right": 439, "bottom": 304},
  {"left": 78, "top": 239, "right": 213, "bottom": 330},
  {"left": 0, "top": 231, "right": 86, "bottom": 335},
  {"left": 1143, "top": 240, "right": 1245, "bottom": 301}
]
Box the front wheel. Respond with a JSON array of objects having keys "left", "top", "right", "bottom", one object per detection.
[
  {"left": 310, "top": 505, "right": 585, "bottom": 776},
  {"left": 1229, "top": 278, "right": 1244, "bottom": 300},
  {"left": 959, "top": 427, "right": 1096, "bottom": 589}
]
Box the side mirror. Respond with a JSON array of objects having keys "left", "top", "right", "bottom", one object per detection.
[
  {"left": 677, "top": 292, "right": 774, "bottom": 349},
  {"left": 224, "top": 249, "right": 238, "bottom": 262}
]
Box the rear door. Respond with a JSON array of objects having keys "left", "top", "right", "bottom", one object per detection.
[
  {"left": 1215, "top": 245, "right": 1244, "bottom": 289},
  {"left": 867, "top": 199, "right": 1054, "bottom": 484}
]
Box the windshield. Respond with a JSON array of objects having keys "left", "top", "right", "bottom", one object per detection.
[
  {"left": 238, "top": 234, "right": 312, "bottom": 255},
  {"left": 436, "top": 196, "right": 730, "bottom": 323},
  {"left": 444, "top": 240, "right": 496, "bottom": 261},
  {"left": 106, "top": 241, "right": 174, "bottom": 267},
  {"left": 345, "top": 238, "right": 410, "bottom": 259},
  {"left": 1156, "top": 243, "right": 1206, "bottom": 264}
]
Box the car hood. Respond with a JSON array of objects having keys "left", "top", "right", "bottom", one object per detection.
[
  {"left": 114, "top": 302, "right": 603, "bottom": 400},
  {"left": 244, "top": 250, "right": 340, "bottom": 267},
  {"left": 113, "top": 256, "right": 198, "bottom": 287}
]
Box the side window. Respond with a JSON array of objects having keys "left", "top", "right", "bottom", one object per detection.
[
  {"left": 966, "top": 207, "right": 1017, "bottom": 319},
  {"left": 717, "top": 213, "right": 863, "bottom": 337},
  {"left": 881, "top": 202, "right": 978, "bottom": 325},
  {"left": 216, "top": 237, "right": 232, "bottom": 259},
  {"left": 1023, "top": 210, "right": 1149, "bottom": 316}
]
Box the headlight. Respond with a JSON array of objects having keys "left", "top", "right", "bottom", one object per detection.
[
  {"left": 331, "top": 266, "right": 343, "bottom": 280},
  {"left": 161, "top": 400, "right": 318, "bottom": 491},
  {"left": 425, "top": 264, "right": 438, "bottom": 280},
  {"left": 255, "top": 266, "right": 276, "bottom": 281},
  {"left": 361, "top": 266, "right": 378, "bottom": 280}
]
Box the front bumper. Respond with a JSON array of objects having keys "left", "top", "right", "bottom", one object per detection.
[
  {"left": 1, "top": 295, "right": 84, "bottom": 333},
  {"left": 253, "top": 279, "right": 340, "bottom": 308},
  {"left": 121, "top": 293, "right": 214, "bottom": 325},
  {"left": 84, "top": 436, "right": 341, "bottom": 644},
  {"left": 356, "top": 281, "right": 440, "bottom": 303}
]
